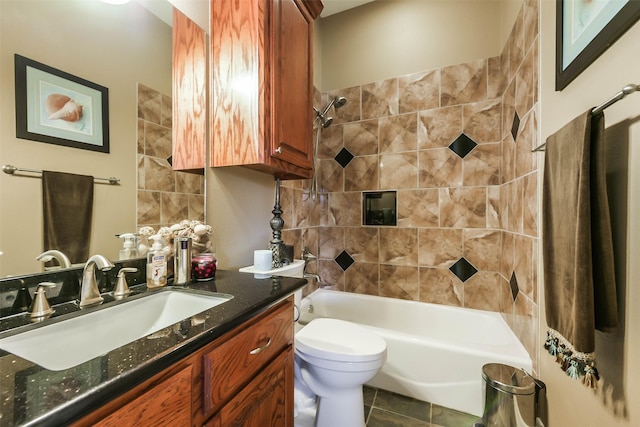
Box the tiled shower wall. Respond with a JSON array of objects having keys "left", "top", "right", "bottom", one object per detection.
[
  {"left": 282, "top": 0, "right": 540, "bottom": 369},
  {"left": 136, "top": 84, "right": 205, "bottom": 231}
]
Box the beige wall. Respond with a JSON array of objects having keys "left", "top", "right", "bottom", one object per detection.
[
  {"left": 0, "top": 0, "right": 172, "bottom": 276},
  {"left": 318, "top": 0, "right": 521, "bottom": 92},
  {"left": 206, "top": 168, "right": 276, "bottom": 270},
  {"left": 539, "top": 1, "right": 640, "bottom": 425}
]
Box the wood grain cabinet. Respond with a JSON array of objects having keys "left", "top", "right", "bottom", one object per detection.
[
  {"left": 209, "top": 348, "right": 293, "bottom": 427},
  {"left": 172, "top": 8, "right": 207, "bottom": 172},
  {"left": 210, "top": 0, "right": 323, "bottom": 179},
  {"left": 72, "top": 298, "right": 294, "bottom": 427}
]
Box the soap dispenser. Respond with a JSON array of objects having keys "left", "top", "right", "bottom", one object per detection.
[
  {"left": 146, "top": 235, "right": 167, "bottom": 289},
  {"left": 118, "top": 233, "right": 139, "bottom": 260}
]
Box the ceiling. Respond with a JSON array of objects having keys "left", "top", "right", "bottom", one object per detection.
[{"left": 320, "top": 0, "right": 376, "bottom": 18}]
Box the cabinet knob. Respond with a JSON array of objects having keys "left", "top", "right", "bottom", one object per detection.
[{"left": 275, "top": 146, "right": 283, "bottom": 154}]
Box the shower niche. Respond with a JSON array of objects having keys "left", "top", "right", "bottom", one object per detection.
[{"left": 363, "top": 191, "right": 397, "bottom": 226}]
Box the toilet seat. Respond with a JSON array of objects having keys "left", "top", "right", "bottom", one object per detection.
[{"left": 295, "top": 318, "right": 386, "bottom": 363}]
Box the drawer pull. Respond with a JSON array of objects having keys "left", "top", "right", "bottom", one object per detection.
[{"left": 249, "top": 338, "right": 272, "bottom": 355}]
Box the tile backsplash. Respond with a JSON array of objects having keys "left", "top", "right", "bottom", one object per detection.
[
  {"left": 135, "top": 84, "right": 205, "bottom": 231},
  {"left": 282, "top": 0, "right": 539, "bottom": 370}
]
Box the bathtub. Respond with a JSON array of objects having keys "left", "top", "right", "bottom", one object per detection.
[{"left": 297, "top": 289, "right": 532, "bottom": 417}]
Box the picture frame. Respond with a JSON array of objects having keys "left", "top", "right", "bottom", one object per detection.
[
  {"left": 556, "top": 0, "right": 640, "bottom": 91},
  {"left": 14, "top": 54, "right": 110, "bottom": 153}
]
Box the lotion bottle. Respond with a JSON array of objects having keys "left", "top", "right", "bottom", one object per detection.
[{"left": 146, "top": 235, "right": 167, "bottom": 288}]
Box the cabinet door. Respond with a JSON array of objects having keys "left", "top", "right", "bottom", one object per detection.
[
  {"left": 269, "top": 0, "right": 314, "bottom": 175},
  {"left": 172, "top": 8, "right": 207, "bottom": 172},
  {"left": 202, "top": 299, "right": 293, "bottom": 416},
  {"left": 210, "top": 0, "right": 320, "bottom": 179},
  {"left": 77, "top": 365, "right": 193, "bottom": 427},
  {"left": 218, "top": 347, "right": 294, "bottom": 427}
]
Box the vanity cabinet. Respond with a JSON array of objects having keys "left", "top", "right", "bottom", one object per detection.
[
  {"left": 71, "top": 298, "right": 294, "bottom": 427},
  {"left": 202, "top": 297, "right": 292, "bottom": 416},
  {"left": 207, "top": 348, "right": 293, "bottom": 427},
  {"left": 210, "top": 0, "right": 323, "bottom": 179},
  {"left": 87, "top": 365, "right": 194, "bottom": 427}
]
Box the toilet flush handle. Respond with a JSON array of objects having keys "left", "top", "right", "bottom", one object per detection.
[{"left": 250, "top": 337, "right": 272, "bottom": 355}]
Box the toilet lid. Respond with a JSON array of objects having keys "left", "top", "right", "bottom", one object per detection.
[{"left": 295, "top": 318, "right": 386, "bottom": 362}]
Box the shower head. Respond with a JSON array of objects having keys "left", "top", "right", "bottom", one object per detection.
[
  {"left": 319, "top": 96, "right": 348, "bottom": 117},
  {"left": 333, "top": 96, "right": 347, "bottom": 109},
  {"left": 313, "top": 96, "right": 347, "bottom": 129}
]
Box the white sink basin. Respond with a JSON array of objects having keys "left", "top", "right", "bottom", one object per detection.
[{"left": 0, "top": 290, "right": 232, "bottom": 371}]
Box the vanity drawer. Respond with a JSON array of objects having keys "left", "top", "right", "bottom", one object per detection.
[{"left": 202, "top": 298, "right": 293, "bottom": 415}]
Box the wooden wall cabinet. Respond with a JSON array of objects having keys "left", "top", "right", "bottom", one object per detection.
[
  {"left": 172, "top": 8, "right": 207, "bottom": 172},
  {"left": 72, "top": 298, "right": 294, "bottom": 427},
  {"left": 210, "top": 0, "right": 323, "bottom": 179}
]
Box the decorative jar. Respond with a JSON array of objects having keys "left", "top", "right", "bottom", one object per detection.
[{"left": 191, "top": 253, "right": 217, "bottom": 281}]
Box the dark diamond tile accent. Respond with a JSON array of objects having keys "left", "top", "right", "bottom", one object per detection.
[
  {"left": 448, "top": 134, "right": 477, "bottom": 159},
  {"left": 335, "top": 250, "right": 355, "bottom": 271},
  {"left": 510, "top": 271, "right": 519, "bottom": 301},
  {"left": 449, "top": 257, "right": 477, "bottom": 282},
  {"left": 334, "top": 147, "right": 354, "bottom": 168},
  {"left": 511, "top": 111, "right": 520, "bottom": 141}
]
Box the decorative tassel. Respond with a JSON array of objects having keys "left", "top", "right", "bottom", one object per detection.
[
  {"left": 561, "top": 352, "right": 572, "bottom": 371},
  {"left": 545, "top": 333, "right": 558, "bottom": 356},
  {"left": 545, "top": 329, "right": 600, "bottom": 388},
  {"left": 556, "top": 345, "right": 565, "bottom": 364},
  {"left": 566, "top": 359, "right": 579, "bottom": 379},
  {"left": 583, "top": 363, "right": 599, "bottom": 389}
]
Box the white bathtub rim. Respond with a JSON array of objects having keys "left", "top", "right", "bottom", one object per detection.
[
  {"left": 298, "top": 288, "right": 534, "bottom": 417},
  {"left": 301, "top": 289, "right": 531, "bottom": 358}
]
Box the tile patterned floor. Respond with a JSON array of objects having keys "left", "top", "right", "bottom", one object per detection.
[{"left": 363, "top": 386, "right": 482, "bottom": 427}]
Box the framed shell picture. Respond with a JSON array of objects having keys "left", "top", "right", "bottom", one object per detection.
[
  {"left": 555, "top": 0, "right": 640, "bottom": 90},
  {"left": 14, "top": 54, "right": 110, "bottom": 153}
]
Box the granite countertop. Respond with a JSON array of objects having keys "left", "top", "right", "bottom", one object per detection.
[{"left": 0, "top": 269, "right": 307, "bottom": 427}]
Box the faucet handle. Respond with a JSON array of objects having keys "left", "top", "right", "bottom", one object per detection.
[
  {"left": 29, "top": 282, "right": 56, "bottom": 319},
  {"left": 302, "top": 247, "right": 317, "bottom": 262},
  {"left": 113, "top": 267, "right": 137, "bottom": 299}
]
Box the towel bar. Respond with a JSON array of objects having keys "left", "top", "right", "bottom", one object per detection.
[
  {"left": 2, "top": 164, "right": 120, "bottom": 185},
  {"left": 532, "top": 83, "right": 639, "bottom": 152}
]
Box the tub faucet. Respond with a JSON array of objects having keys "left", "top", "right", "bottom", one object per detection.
[
  {"left": 79, "top": 255, "right": 114, "bottom": 308},
  {"left": 304, "top": 272, "right": 321, "bottom": 283},
  {"left": 302, "top": 247, "right": 321, "bottom": 284},
  {"left": 36, "top": 250, "right": 71, "bottom": 270}
]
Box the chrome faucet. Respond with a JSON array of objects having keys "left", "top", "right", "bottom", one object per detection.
[
  {"left": 79, "top": 255, "right": 114, "bottom": 308},
  {"left": 302, "top": 247, "right": 321, "bottom": 284},
  {"left": 36, "top": 250, "right": 71, "bottom": 270},
  {"left": 304, "top": 272, "right": 322, "bottom": 283}
]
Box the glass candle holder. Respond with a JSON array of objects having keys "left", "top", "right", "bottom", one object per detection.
[{"left": 191, "top": 253, "right": 217, "bottom": 281}]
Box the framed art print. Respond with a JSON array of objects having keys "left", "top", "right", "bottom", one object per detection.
[
  {"left": 14, "top": 54, "right": 110, "bottom": 153},
  {"left": 556, "top": 0, "right": 640, "bottom": 90}
]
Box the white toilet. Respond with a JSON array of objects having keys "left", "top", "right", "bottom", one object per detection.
[{"left": 294, "top": 318, "right": 387, "bottom": 427}]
